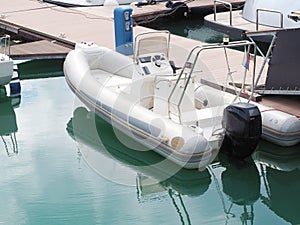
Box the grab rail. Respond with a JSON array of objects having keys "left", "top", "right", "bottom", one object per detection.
[
  {"left": 256, "top": 9, "right": 283, "bottom": 30},
  {"left": 167, "top": 40, "right": 257, "bottom": 124},
  {"left": 214, "top": 0, "right": 233, "bottom": 26}
]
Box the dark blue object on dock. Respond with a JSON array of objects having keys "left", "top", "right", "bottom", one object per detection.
[{"left": 114, "top": 7, "right": 133, "bottom": 55}]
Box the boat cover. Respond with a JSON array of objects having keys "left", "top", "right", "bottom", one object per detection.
[{"left": 265, "top": 28, "right": 300, "bottom": 90}]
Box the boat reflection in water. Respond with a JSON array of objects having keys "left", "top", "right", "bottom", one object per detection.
[
  {"left": 0, "top": 85, "right": 20, "bottom": 156},
  {"left": 253, "top": 142, "right": 300, "bottom": 225},
  {"left": 212, "top": 155, "right": 260, "bottom": 225},
  {"left": 212, "top": 141, "right": 300, "bottom": 225},
  {"left": 67, "top": 106, "right": 215, "bottom": 224},
  {"left": 66, "top": 106, "right": 300, "bottom": 225},
  {"left": 66, "top": 106, "right": 215, "bottom": 194}
]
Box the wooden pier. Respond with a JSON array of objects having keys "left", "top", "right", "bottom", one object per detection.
[
  {"left": 1, "top": 0, "right": 244, "bottom": 53},
  {"left": 10, "top": 40, "right": 71, "bottom": 59},
  {"left": 1, "top": 0, "right": 299, "bottom": 117}
]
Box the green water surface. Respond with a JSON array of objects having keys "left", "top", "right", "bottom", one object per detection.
[
  {"left": 144, "top": 18, "right": 224, "bottom": 43},
  {"left": 0, "top": 75, "right": 299, "bottom": 225},
  {"left": 0, "top": 18, "right": 299, "bottom": 225}
]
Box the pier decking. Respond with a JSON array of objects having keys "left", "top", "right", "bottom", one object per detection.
[
  {"left": 10, "top": 40, "right": 71, "bottom": 59},
  {"left": 1, "top": 0, "right": 253, "bottom": 86},
  {"left": 1, "top": 0, "right": 243, "bottom": 49}
]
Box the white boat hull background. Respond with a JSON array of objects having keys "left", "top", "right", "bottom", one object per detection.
[{"left": 242, "top": 0, "right": 300, "bottom": 28}]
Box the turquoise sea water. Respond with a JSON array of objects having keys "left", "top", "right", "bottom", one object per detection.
[
  {"left": 144, "top": 18, "right": 224, "bottom": 43},
  {"left": 0, "top": 19, "right": 299, "bottom": 225},
  {"left": 0, "top": 64, "right": 299, "bottom": 225}
]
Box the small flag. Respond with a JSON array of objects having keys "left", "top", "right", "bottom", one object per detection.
[{"left": 243, "top": 52, "right": 250, "bottom": 70}]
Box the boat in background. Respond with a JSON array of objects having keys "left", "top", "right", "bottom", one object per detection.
[
  {"left": 205, "top": 0, "right": 300, "bottom": 41},
  {"left": 205, "top": 0, "right": 300, "bottom": 96},
  {"left": 0, "top": 35, "right": 22, "bottom": 104},
  {"left": 0, "top": 35, "right": 13, "bottom": 87},
  {"left": 242, "top": 0, "right": 300, "bottom": 29}
]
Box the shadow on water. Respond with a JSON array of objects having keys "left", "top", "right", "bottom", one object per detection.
[
  {"left": 17, "top": 59, "right": 64, "bottom": 80},
  {"left": 66, "top": 106, "right": 300, "bottom": 225},
  {"left": 143, "top": 17, "right": 224, "bottom": 43}
]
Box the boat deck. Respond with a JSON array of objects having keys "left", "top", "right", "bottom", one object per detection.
[
  {"left": 1, "top": 0, "right": 299, "bottom": 117},
  {"left": 204, "top": 10, "right": 274, "bottom": 34}
]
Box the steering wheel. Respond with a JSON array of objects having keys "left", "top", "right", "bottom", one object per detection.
[{"left": 151, "top": 54, "right": 169, "bottom": 69}]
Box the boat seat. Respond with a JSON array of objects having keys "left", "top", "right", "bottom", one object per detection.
[
  {"left": 92, "top": 47, "right": 133, "bottom": 79},
  {"left": 92, "top": 69, "right": 131, "bottom": 87},
  {"left": 77, "top": 44, "right": 133, "bottom": 79},
  {"left": 180, "top": 106, "right": 224, "bottom": 126}
]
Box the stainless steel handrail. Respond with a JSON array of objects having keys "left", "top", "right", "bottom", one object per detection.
[
  {"left": 167, "top": 40, "right": 257, "bottom": 124},
  {"left": 256, "top": 9, "right": 283, "bottom": 30},
  {"left": 214, "top": 0, "right": 233, "bottom": 26}
]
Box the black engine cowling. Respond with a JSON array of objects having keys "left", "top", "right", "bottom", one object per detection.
[{"left": 220, "top": 102, "right": 262, "bottom": 159}]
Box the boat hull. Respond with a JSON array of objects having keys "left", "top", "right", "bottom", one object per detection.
[
  {"left": 0, "top": 58, "right": 13, "bottom": 86},
  {"left": 242, "top": 0, "right": 300, "bottom": 28},
  {"left": 64, "top": 45, "right": 220, "bottom": 169}
]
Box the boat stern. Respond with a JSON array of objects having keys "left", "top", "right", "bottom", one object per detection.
[{"left": 0, "top": 57, "right": 13, "bottom": 86}]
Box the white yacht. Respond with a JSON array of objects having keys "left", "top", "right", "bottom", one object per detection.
[
  {"left": 242, "top": 0, "right": 300, "bottom": 28},
  {"left": 0, "top": 35, "right": 13, "bottom": 86},
  {"left": 205, "top": 0, "right": 300, "bottom": 39}
]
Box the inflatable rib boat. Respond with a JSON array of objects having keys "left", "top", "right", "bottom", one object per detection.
[{"left": 64, "top": 31, "right": 298, "bottom": 168}]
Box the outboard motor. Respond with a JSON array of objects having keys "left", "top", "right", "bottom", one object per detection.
[{"left": 221, "top": 102, "right": 262, "bottom": 159}]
